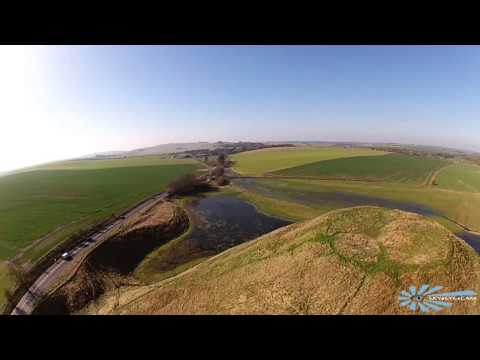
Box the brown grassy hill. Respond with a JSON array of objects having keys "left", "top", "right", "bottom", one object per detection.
[{"left": 83, "top": 206, "right": 480, "bottom": 315}]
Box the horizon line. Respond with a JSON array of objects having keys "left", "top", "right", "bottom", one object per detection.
[{"left": 1, "top": 139, "right": 477, "bottom": 175}]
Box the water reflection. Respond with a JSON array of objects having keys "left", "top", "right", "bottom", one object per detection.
[
  {"left": 149, "top": 195, "right": 292, "bottom": 274},
  {"left": 186, "top": 195, "right": 291, "bottom": 252}
]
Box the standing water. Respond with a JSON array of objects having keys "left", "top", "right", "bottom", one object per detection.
[
  {"left": 147, "top": 195, "right": 292, "bottom": 275},
  {"left": 186, "top": 195, "right": 291, "bottom": 252},
  {"left": 233, "top": 178, "right": 480, "bottom": 254}
]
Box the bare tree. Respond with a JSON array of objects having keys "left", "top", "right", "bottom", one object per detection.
[
  {"left": 217, "top": 153, "right": 225, "bottom": 166},
  {"left": 214, "top": 165, "right": 224, "bottom": 178}
]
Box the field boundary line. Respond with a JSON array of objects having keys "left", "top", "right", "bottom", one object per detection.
[
  {"left": 237, "top": 174, "right": 393, "bottom": 184},
  {"left": 424, "top": 163, "right": 452, "bottom": 187}
]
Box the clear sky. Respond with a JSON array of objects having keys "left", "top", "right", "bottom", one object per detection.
[{"left": 1, "top": 45, "right": 479, "bottom": 172}]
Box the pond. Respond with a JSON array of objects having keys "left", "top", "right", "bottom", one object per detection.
[
  {"left": 143, "top": 195, "right": 292, "bottom": 276},
  {"left": 186, "top": 195, "right": 292, "bottom": 252}
]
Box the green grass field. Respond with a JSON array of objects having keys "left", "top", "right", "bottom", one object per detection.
[
  {"left": 231, "top": 146, "right": 388, "bottom": 175},
  {"left": 436, "top": 163, "right": 480, "bottom": 192},
  {"left": 22, "top": 156, "right": 182, "bottom": 171},
  {"left": 0, "top": 156, "right": 199, "bottom": 307},
  {"left": 274, "top": 153, "right": 449, "bottom": 184},
  {"left": 0, "top": 157, "right": 199, "bottom": 261}
]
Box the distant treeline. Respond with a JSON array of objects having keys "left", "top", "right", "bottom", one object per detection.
[
  {"left": 464, "top": 155, "right": 480, "bottom": 166},
  {"left": 368, "top": 146, "right": 467, "bottom": 160}
]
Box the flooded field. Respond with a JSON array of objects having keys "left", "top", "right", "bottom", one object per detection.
[
  {"left": 233, "top": 178, "right": 480, "bottom": 254},
  {"left": 234, "top": 178, "right": 438, "bottom": 215},
  {"left": 456, "top": 231, "right": 480, "bottom": 253}
]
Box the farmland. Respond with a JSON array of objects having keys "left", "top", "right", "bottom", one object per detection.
[
  {"left": 5, "top": 144, "right": 480, "bottom": 313},
  {"left": 0, "top": 156, "right": 199, "bottom": 307},
  {"left": 229, "top": 147, "right": 479, "bottom": 232},
  {"left": 274, "top": 153, "right": 449, "bottom": 184},
  {"left": 436, "top": 163, "right": 480, "bottom": 192},
  {"left": 0, "top": 157, "right": 199, "bottom": 262},
  {"left": 231, "top": 146, "right": 387, "bottom": 175},
  {"left": 17, "top": 156, "right": 186, "bottom": 171}
]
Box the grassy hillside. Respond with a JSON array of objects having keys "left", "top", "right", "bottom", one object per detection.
[
  {"left": 19, "top": 156, "right": 193, "bottom": 171},
  {"left": 436, "top": 163, "right": 480, "bottom": 192},
  {"left": 231, "top": 146, "right": 387, "bottom": 175},
  {"left": 274, "top": 154, "right": 449, "bottom": 184},
  {"left": 84, "top": 207, "right": 480, "bottom": 315}
]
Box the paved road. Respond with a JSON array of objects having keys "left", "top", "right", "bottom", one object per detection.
[{"left": 11, "top": 192, "right": 169, "bottom": 315}]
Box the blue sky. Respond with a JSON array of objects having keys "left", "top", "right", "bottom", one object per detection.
[{"left": 1, "top": 45, "right": 479, "bottom": 171}]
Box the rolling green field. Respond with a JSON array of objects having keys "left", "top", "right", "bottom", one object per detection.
[
  {"left": 0, "top": 157, "right": 199, "bottom": 261},
  {"left": 436, "top": 163, "right": 480, "bottom": 192},
  {"left": 231, "top": 146, "right": 388, "bottom": 175},
  {"left": 0, "top": 156, "right": 199, "bottom": 307},
  {"left": 274, "top": 153, "right": 449, "bottom": 184},
  {"left": 24, "top": 156, "right": 184, "bottom": 171}
]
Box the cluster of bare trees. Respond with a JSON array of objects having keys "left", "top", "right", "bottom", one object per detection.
[
  {"left": 167, "top": 173, "right": 210, "bottom": 195},
  {"left": 212, "top": 154, "right": 229, "bottom": 186},
  {"left": 465, "top": 155, "right": 480, "bottom": 166},
  {"left": 166, "top": 153, "right": 231, "bottom": 198},
  {"left": 368, "top": 146, "right": 468, "bottom": 161}
]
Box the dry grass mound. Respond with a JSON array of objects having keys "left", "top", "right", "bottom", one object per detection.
[
  {"left": 91, "top": 206, "right": 479, "bottom": 315},
  {"left": 87, "top": 201, "right": 189, "bottom": 275}
]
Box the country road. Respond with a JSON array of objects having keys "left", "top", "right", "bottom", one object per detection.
[{"left": 11, "top": 192, "right": 169, "bottom": 315}]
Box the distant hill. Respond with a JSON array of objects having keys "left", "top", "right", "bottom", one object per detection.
[
  {"left": 272, "top": 141, "right": 476, "bottom": 154},
  {"left": 126, "top": 142, "right": 224, "bottom": 157},
  {"left": 78, "top": 141, "right": 282, "bottom": 159},
  {"left": 83, "top": 206, "right": 479, "bottom": 315},
  {"left": 77, "top": 142, "right": 239, "bottom": 159},
  {"left": 77, "top": 151, "right": 127, "bottom": 159},
  {"left": 76, "top": 141, "right": 477, "bottom": 161}
]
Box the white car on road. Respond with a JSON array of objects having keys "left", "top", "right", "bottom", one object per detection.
[{"left": 61, "top": 252, "right": 72, "bottom": 260}]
